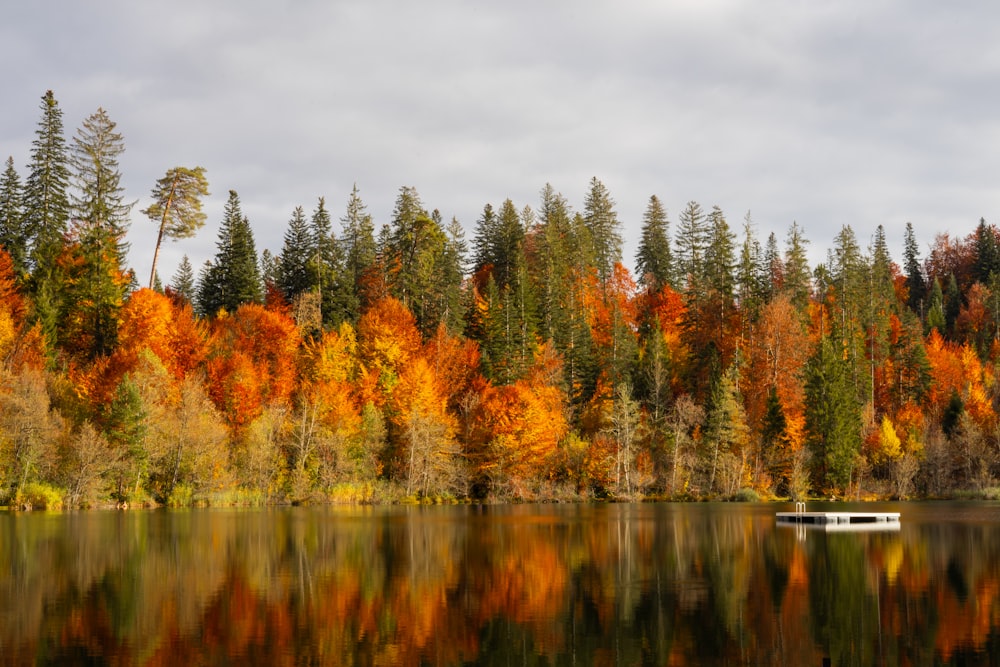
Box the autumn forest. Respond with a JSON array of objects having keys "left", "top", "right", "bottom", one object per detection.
[{"left": 1, "top": 91, "right": 999, "bottom": 509}]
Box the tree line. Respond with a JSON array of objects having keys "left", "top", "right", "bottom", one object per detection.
[{"left": 1, "top": 90, "right": 998, "bottom": 507}]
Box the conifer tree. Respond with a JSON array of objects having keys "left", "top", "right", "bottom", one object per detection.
[
  {"left": 675, "top": 200, "right": 707, "bottom": 294},
  {"left": 69, "top": 107, "right": 133, "bottom": 259},
  {"left": 582, "top": 176, "right": 622, "bottom": 285},
  {"left": 23, "top": 91, "right": 70, "bottom": 272},
  {"left": 197, "top": 190, "right": 262, "bottom": 316},
  {"left": 309, "top": 197, "right": 346, "bottom": 327},
  {"left": 973, "top": 218, "right": 1000, "bottom": 285},
  {"left": 762, "top": 231, "right": 783, "bottom": 300},
  {"left": 926, "top": 277, "right": 946, "bottom": 334},
  {"left": 23, "top": 91, "right": 71, "bottom": 339},
  {"left": 635, "top": 194, "right": 673, "bottom": 290},
  {"left": 701, "top": 364, "right": 750, "bottom": 496},
  {"left": 903, "top": 221, "right": 926, "bottom": 315},
  {"left": 0, "top": 157, "right": 26, "bottom": 275},
  {"left": 783, "top": 222, "right": 812, "bottom": 313},
  {"left": 944, "top": 272, "right": 961, "bottom": 335},
  {"left": 341, "top": 184, "right": 376, "bottom": 315},
  {"left": 60, "top": 107, "right": 134, "bottom": 358},
  {"left": 704, "top": 205, "right": 736, "bottom": 302},
  {"left": 170, "top": 255, "right": 195, "bottom": 304},
  {"left": 277, "top": 205, "right": 313, "bottom": 301},
  {"left": 805, "top": 335, "right": 862, "bottom": 492},
  {"left": 143, "top": 166, "right": 209, "bottom": 289}
]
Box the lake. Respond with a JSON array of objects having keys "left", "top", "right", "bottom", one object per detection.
[{"left": 1, "top": 501, "right": 999, "bottom": 666}]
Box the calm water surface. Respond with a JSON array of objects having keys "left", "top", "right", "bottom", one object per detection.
[{"left": 2, "top": 502, "right": 1000, "bottom": 665}]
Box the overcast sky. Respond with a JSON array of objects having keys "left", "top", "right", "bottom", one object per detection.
[{"left": 3, "top": 1, "right": 999, "bottom": 285}]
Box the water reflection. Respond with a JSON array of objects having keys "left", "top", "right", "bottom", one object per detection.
[{"left": 1, "top": 502, "right": 999, "bottom": 665}]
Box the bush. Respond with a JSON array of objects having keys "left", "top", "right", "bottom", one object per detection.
[
  {"left": 15, "top": 482, "right": 65, "bottom": 510},
  {"left": 733, "top": 487, "right": 761, "bottom": 502},
  {"left": 166, "top": 483, "right": 195, "bottom": 508}
]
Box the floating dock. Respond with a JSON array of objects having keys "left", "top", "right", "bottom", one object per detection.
[{"left": 776, "top": 503, "right": 900, "bottom": 532}]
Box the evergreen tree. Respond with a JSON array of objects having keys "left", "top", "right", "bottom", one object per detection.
[
  {"left": 23, "top": 90, "right": 70, "bottom": 272},
  {"left": 472, "top": 202, "right": 497, "bottom": 275},
  {"left": 701, "top": 364, "right": 750, "bottom": 496},
  {"left": 23, "top": 91, "right": 71, "bottom": 340},
  {"left": 103, "top": 374, "right": 149, "bottom": 503},
  {"left": 60, "top": 107, "right": 134, "bottom": 358},
  {"left": 827, "top": 225, "right": 866, "bottom": 394},
  {"left": 197, "top": 190, "right": 262, "bottom": 316},
  {"left": 783, "top": 222, "right": 811, "bottom": 313},
  {"left": 704, "top": 205, "right": 736, "bottom": 302},
  {"left": 973, "top": 218, "right": 1000, "bottom": 284},
  {"left": 69, "top": 107, "right": 133, "bottom": 261},
  {"left": 635, "top": 194, "right": 673, "bottom": 290},
  {"left": 170, "top": 254, "right": 196, "bottom": 304},
  {"left": 736, "top": 213, "right": 762, "bottom": 314},
  {"left": 866, "top": 225, "right": 896, "bottom": 409},
  {"left": 761, "top": 387, "right": 791, "bottom": 495},
  {"left": 582, "top": 176, "right": 622, "bottom": 284},
  {"left": 277, "top": 205, "right": 313, "bottom": 301},
  {"left": 944, "top": 272, "right": 961, "bottom": 335},
  {"left": 474, "top": 198, "right": 524, "bottom": 291},
  {"left": 309, "top": 197, "right": 347, "bottom": 327},
  {"left": 143, "top": 166, "right": 209, "bottom": 289},
  {"left": 762, "top": 231, "right": 783, "bottom": 300},
  {"left": 926, "top": 277, "right": 946, "bottom": 334},
  {"left": 805, "top": 335, "right": 862, "bottom": 492},
  {"left": 0, "top": 157, "right": 26, "bottom": 275},
  {"left": 675, "top": 200, "right": 707, "bottom": 293},
  {"left": 440, "top": 216, "right": 468, "bottom": 333},
  {"left": 903, "top": 221, "right": 926, "bottom": 315},
  {"left": 341, "top": 184, "right": 377, "bottom": 315}
]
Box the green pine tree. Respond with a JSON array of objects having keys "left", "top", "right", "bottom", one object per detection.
[
  {"left": 582, "top": 176, "right": 622, "bottom": 285},
  {"left": 0, "top": 157, "right": 26, "bottom": 276},
  {"left": 635, "top": 194, "right": 673, "bottom": 290},
  {"left": 23, "top": 91, "right": 71, "bottom": 341},
  {"left": 926, "top": 277, "right": 946, "bottom": 335},
  {"left": 903, "top": 222, "right": 926, "bottom": 315},
  {"left": 197, "top": 190, "right": 262, "bottom": 316},
  {"left": 783, "top": 222, "right": 812, "bottom": 314},
  {"left": 805, "top": 335, "right": 862, "bottom": 492},
  {"left": 170, "top": 255, "right": 196, "bottom": 304},
  {"left": 60, "top": 107, "right": 134, "bottom": 358},
  {"left": 341, "top": 184, "right": 377, "bottom": 316},
  {"left": 277, "top": 205, "right": 313, "bottom": 302}
]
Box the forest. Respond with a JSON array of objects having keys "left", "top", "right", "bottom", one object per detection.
[{"left": 1, "top": 90, "right": 999, "bottom": 508}]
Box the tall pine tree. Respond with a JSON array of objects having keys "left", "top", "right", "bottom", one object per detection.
[
  {"left": 197, "top": 190, "right": 262, "bottom": 316},
  {"left": 635, "top": 194, "right": 673, "bottom": 290}
]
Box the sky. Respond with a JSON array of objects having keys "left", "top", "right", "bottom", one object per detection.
[{"left": 2, "top": 0, "right": 1000, "bottom": 286}]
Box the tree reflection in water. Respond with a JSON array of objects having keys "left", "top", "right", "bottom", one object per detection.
[{"left": 0, "top": 502, "right": 998, "bottom": 665}]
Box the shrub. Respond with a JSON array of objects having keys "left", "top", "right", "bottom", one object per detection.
[{"left": 16, "top": 482, "right": 65, "bottom": 510}]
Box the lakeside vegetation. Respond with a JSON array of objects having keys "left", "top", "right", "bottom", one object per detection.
[{"left": 2, "top": 90, "right": 1000, "bottom": 508}]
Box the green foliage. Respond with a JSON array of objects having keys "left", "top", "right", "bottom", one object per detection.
[
  {"left": 0, "top": 156, "right": 27, "bottom": 275},
  {"left": 805, "top": 336, "right": 862, "bottom": 492},
  {"left": 197, "top": 190, "right": 262, "bottom": 315},
  {"left": 170, "top": 254, "right": 196, "bottom": 303},
  {"left": 143, "top": 166, "right": 209, "bottom": 288},
  {"left": 636, "top": 194, "right": 673, "bottom": 290},
  {"left": 15, "top": 481, "right": 65, "bottom": 510}
]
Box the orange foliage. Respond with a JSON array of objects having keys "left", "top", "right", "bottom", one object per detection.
[
  {"left": 924, "top": 329, "right": 996, "bottom": 429},
  {"left": 357, "top": 297, "right": 422, "bottom": 401},
  {"left": 471, "top": 344, "right": 568, "bottom": 487},
  {"left": 423, "top": 323, "right": 481, "bottom": 409},
  {"left": 205, "top": 303, "right": 299, "bottom": 428},
  {"left": 745, "top": 294, "right": 810, "bottom": 429}
]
